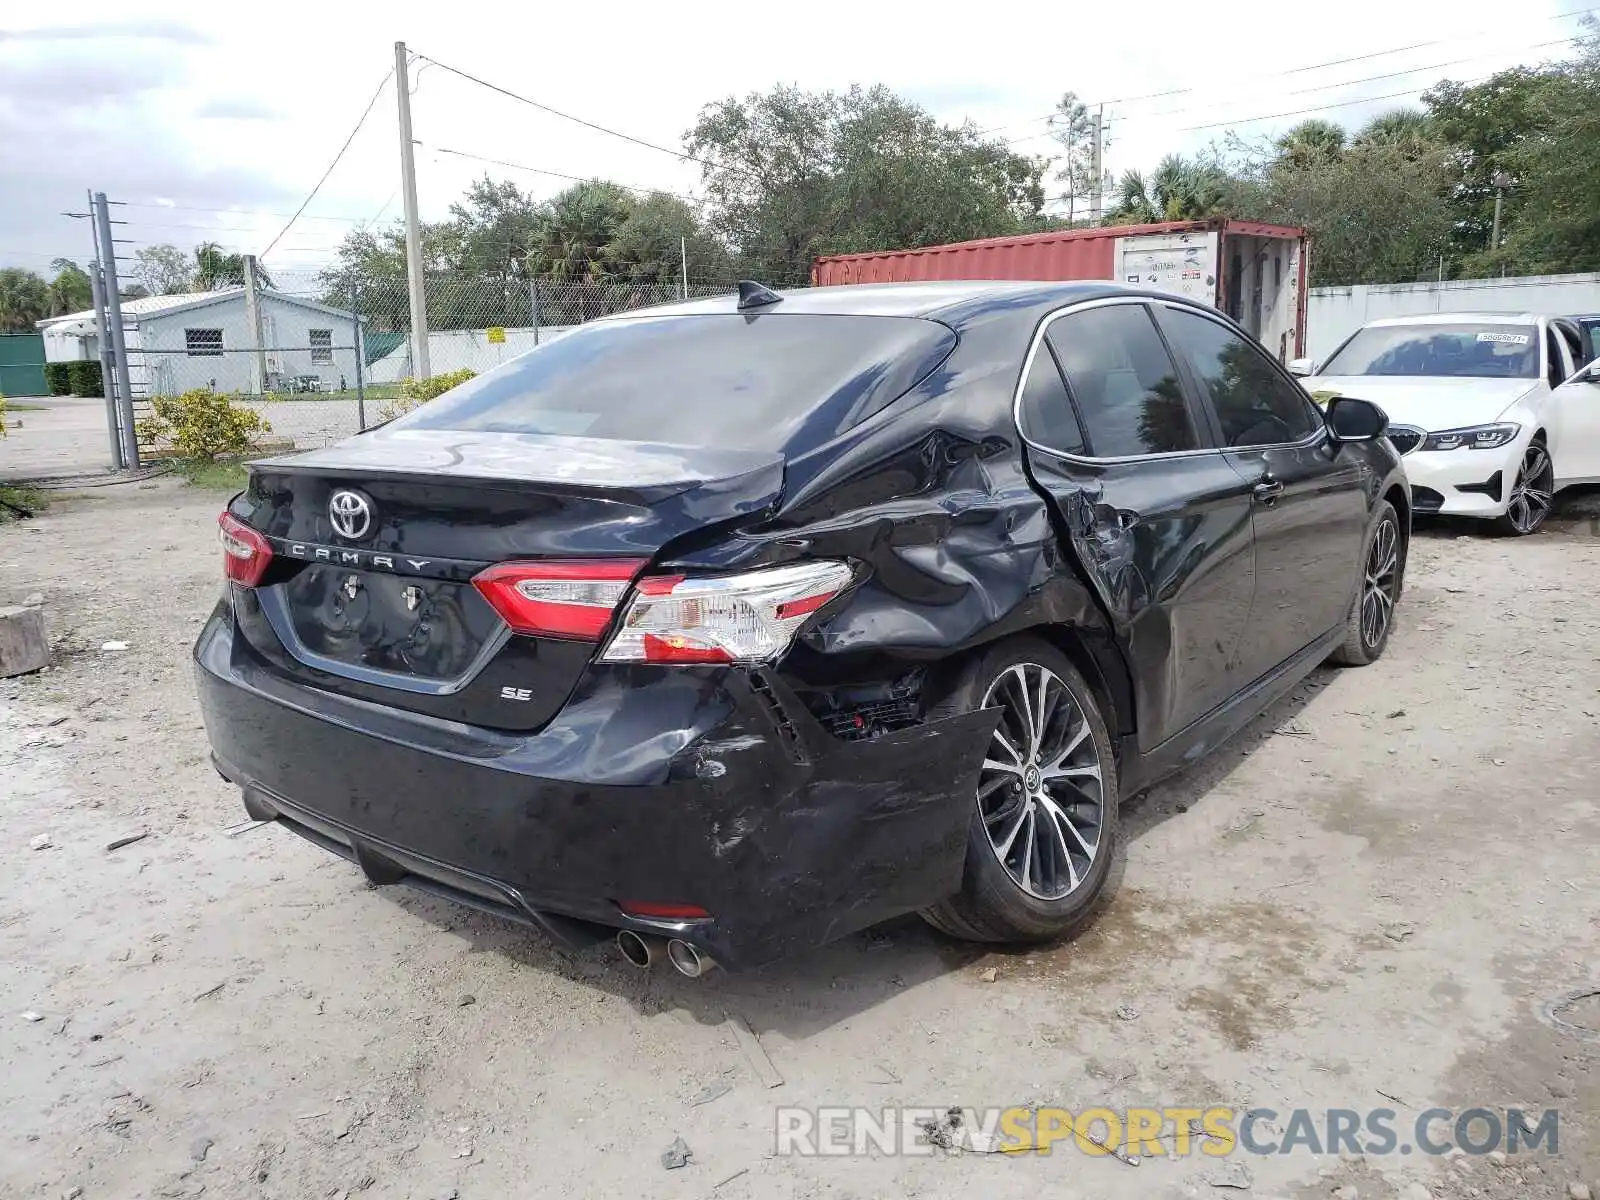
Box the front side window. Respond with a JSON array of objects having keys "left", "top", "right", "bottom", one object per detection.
[
  {"left": 309, "top": 329, "right": 333, "bottom": 364},
  {"left": 1046, "top": 305, "right": 1199, "bottom": 457},
  {"left": 185, "top": 328, "right": 223, "bottom": 357},
  {"left": 1159, "top": 308, "right": 1321, "bottom": 447},
  {"left": 1320, "top": 323, "right": 1539, "bottom": 379}
]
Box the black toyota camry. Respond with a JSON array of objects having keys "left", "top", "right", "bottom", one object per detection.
[{"left": 195, "top": 280, "right": 1408, "bottom": 973}]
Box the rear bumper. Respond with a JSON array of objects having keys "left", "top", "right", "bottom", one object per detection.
[{"left": 193, "top": 606, "right": 996, "bottom": 970}]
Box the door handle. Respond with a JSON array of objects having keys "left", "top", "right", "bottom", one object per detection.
[{"left": 1253, "top": 479, "right": 1285, "bottom": 503}]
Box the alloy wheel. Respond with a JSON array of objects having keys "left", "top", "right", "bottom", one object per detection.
[
  {"left": 976, "top": 663, "right": 1105, "bottom": 901},
  {"left": 1361, "top": 518, "right": 1400, "bottom": 649},
  {"left": 1505, "top": 443, "right": 1554, "bottom": 534}
]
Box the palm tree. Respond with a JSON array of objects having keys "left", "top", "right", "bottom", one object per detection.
[
  {"left": 1106, "top": 155, "right": 1227, "bottom": 224},
  {"left": 1276, "top": 119, "right": 1347, "bottom": 168},
  {"left": 192, "top": 242, "right": 275, "bottom": 290}
]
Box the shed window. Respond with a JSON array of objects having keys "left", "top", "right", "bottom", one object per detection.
[
  {"left": 185, "top": 328, "right": 224, "bottom": 357},
  {"left": 309, "top": 329, "right": 333, "bottom": 363}
]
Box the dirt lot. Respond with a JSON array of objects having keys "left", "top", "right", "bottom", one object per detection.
[{"left": 2, "top": 481, "right": 1598, "bottom": 1200}]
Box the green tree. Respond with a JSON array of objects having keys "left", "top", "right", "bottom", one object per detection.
[
  {"left": 1450, "top": 23, "right": 1600, "bottom": 274},
  {"left": 1049, "top": 91, "right": 1101, "bottom": 219},
  {"left": 133, "top": 244, "right": 193, "bottom": 295},
  {"left": 604, "top": 191, "right": 732, "bottom": 285},
  {"left": 1104, "top": 154, "right": 1227, "bottom": 224},
  {"left": 0, "top": 267, "right": 49, "bottom": 332},
  {"left": 1274, "top": 119, "right": 1347, "bottom": 169},
  {"left": 46, "top": 259, "right": 92, "bottom": 316},
  {"left": 686, "top": 83, "right": 1046, "bottom": 281},
  {"left": 193, "top": 242, "right": 274, "bottom": 290}
]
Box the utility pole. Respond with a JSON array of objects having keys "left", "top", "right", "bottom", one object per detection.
[
  {"left": 1490, "top": 171, "right": 1511, "bottom": 251},
  {"left": 394, "top": 41, "right": 431, "bottom": 380},
  {"left": 88, "top": 256, "right": 123, "bottom": 470},
  {"left": 84, "top": 188, "right": 124, "bottom": 469},
  {"left": 94, "top": 191, "right": 138, "bottom": 468},
  {"left": 242, "top": 254, "right": 267, "bottom": 394},
  {"left": 1089, "top": 104, "right": 1105, "bottom": 226}
]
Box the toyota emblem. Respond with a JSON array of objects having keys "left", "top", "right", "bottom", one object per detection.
[{"left": 328, "top": 489, "right": 373, "bottom": 540}]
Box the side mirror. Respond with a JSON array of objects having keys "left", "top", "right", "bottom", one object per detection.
[
  {"left": 1325, "top": 395, "right": 1389, "bottom": 442},
  {"left": 1287, "top": 356, "right": 1315, "bottom": 377}
]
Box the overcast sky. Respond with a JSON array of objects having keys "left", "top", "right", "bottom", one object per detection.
[{"left": 0, "top": 0, "right": 1587, "bottom": 286}]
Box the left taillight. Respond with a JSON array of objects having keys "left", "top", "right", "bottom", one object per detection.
[
  {"left": 471, "top": 559, "right": 647, "bottom": 640},
  {"left": 218, "top": 512, "right": 272, "bottom": 587}
]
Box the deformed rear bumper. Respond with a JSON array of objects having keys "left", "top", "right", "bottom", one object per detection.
[{"left": 193, "top": 607, "right": 996, "bottom": 970}]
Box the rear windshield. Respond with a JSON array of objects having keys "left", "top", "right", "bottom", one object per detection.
[
  {"left": 394, "top": 313, "right": 955, "bottom": 452},
  {"left": 1320, "top": 323, "right": 1539, "bottom": 379}
]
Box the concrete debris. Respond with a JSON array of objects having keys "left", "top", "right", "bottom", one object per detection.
[
  {"left": 1382, "top": 922, "right": 1417, "bottom": 943},
  {"left": 660, "top": 1136, "right": 692, "bottom": 1169},
  {"left": 1207, "top": 1160, "right": 1253, "bottom": 1189},
  {"left": 690, "top": 1081, "right": 732, "bottom": 1107},
  {"left": 30, "top": 834, "right": 52, "bottom": 851},
  {"left": 22, "top": 1011, "right": 44, "bottom": 1022},
  {"left": 979, "top": 967, "right": 998, "bottom": 983},
  {"left": 189, "top": 1136, "right": 213, "bottom": 1162},
  {"left": 1568, "top": 1183, "right": 1592, "bottom": 1200},
  {"left": 1116, "top": 1004, "right": 1140, "bottom": 1021},
  {"left": 100, "top": 641, "right": 129, "bottom": 652},
  {"left": 1487, "top": 1150, "right": 1508, "bottom": 1167},
  {"left": 456, "top": 994, "right": 475, "bottom": 1007}
]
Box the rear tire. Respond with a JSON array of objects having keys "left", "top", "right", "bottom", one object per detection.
[
  {"left": 1329, "top": 500, "right": 1401, "bottom": 667},
  {"left": 920, "top": 637, "right": 1118, "bottom": 944}
]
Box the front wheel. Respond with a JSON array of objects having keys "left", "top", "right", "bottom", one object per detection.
[
  {"left": 1329, "top": 500, "right": 1401, "bottom": 667},
  {"left": 1493, "top": 439, "right": 1554, "bottom": 536},
  {"left": 920, "top": 639, "right": 1118, "bottom": 944}
]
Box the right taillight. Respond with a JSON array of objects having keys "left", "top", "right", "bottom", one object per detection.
[
  {"left": 600, "top": 561, "right": 854, "bottom": 665},
  {"left": 219, "top": 512, "right": 272, "bottom": 587}
]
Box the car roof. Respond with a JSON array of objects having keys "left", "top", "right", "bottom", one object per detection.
[
  {"left": 1363, "top": 311, "right": 1545, "bottom": 328},
  {"left": 597, "top": 279, "right": 1191, "bottom": 329}
]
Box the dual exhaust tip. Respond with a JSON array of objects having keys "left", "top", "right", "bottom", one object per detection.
[{"left": 616, "top": 929, "right": 715, "bottom": 978}]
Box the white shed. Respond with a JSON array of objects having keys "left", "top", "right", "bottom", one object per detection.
[{"left": 38, "top": 288, "right": 362, "bottom": 398}]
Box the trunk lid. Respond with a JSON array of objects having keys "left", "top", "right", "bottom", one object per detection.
[{"left": 228, "top": 428, "right": 784, "bottom": 729}]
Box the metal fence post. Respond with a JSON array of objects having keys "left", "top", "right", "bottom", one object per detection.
[
  {"left": 530, "top": 278, "right": 541, "bottom": 346},
  {"left": 351, "top": 283, "right": 366, "bottom": 431}
]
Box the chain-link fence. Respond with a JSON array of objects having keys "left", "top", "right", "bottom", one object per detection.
[{"left": 131, "top": 271, "right": 744, "bottom": 455}]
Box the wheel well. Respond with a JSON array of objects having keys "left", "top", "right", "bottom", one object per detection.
[
  {"left": 1383, "top": 482, "right": 1410, "bottom": 534},
  {"left": 1031, "top": 626, "right": 1135, "bottom": 743}
]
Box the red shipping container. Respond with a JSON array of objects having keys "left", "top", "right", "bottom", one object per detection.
[{"left": 811, "top": 217, "right": 1310, "bottom": 359}]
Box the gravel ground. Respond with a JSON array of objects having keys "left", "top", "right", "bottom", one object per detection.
[{"left": 2, "top": 480, "right": 1599, "bottom": 1200}]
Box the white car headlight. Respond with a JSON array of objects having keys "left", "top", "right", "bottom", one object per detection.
[{"left": 1420, "top": 423, "right": 1521, "bottom": 451}]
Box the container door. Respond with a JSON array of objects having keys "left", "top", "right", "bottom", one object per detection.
[{"left": 1112, "top": 231, "right": 1221, "bottom": 308}]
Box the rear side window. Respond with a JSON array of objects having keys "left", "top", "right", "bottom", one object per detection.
[
  {"left": 395, "top": 313, "right": 955, "bottom": 453},
  {"left": 1158, "top": 308, "right": 1321, "bottom": 447},
  {"left": 1017, "top": 342, "right": 1086, "bottom": 454},
  {"left": 1047, "top": 305, "right": 1199, "bottom": 457}
]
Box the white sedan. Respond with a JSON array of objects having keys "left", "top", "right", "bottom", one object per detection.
[{"left": 1298, "top": 313, "right": 1600, "bottom": 535}]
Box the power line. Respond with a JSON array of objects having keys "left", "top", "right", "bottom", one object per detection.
[
  {"left": 115, "top": 202, "right": 365, "bottom": 223},
  {"left": 410, "top": 50, "right": 729, "bottom": 176},
  {"left": 430, "top": 145, "right": 707, "bottom": 204},
  {"left": 260, "top": 67, "right": 393, "bottom": 260},
  {"left": 991, "top": 5, "right": 1596, "bottom": 143}
]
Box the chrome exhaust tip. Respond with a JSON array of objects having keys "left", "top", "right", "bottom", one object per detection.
[
  {"left": 666, "top": 938, "right": 715, "bottom": 978},
  {"left": 616, "top": 929, "right": 655, "bottom": 968}
]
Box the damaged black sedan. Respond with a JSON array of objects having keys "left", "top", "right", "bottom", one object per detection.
[{"left": 195, "top": 280, "right": 1409, "bottom": 972}]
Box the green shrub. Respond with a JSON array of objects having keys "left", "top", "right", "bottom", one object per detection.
[
  {"left": 0, "top": 392, "right": 7, "bottom": 438},
  {"left": 44, "top": 363, "right": 73, "bottom": 396},
  {"left": 67, "top": 360, "right": 103, "bottom": 397},
  {"left": 377, "top": 368, "right": 478, "bottom": 422},
  {"left": 136, "top": 388, "right": 272, "bottom": 461}
]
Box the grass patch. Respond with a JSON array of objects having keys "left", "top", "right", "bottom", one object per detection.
[
  {"left": 0, "top": 483, "right": 47, "bottom": 523},
  {"left": 180, "top": 459, "right": 250, "bottom": 492},
  {"left": 4, "top": 402, "right": 47, "bottom": 412}
]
